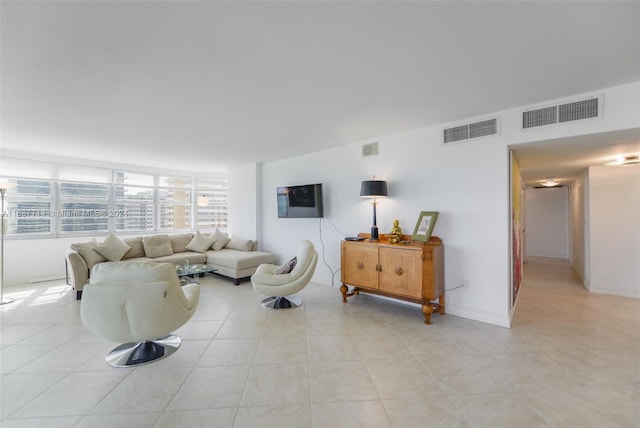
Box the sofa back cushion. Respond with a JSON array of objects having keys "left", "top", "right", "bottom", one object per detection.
[
  {"left": 71, "top": 239, "right": 106, "bottom": 269},
  {"left": 122, "top": 237, "right": 145, "bottom": 259},
  {"left": 186, "top": 231, "right": 217, "bottom": 253},
  {"left": 143, "top": 235, "right": 173, "bottom": 258},
  {"left": 94, "top": 233, "right": 131, "bottom": 262},
  {"left": 211, "top": 229, "right": 231, "bottom": 251},
  {"left": 170, "top": 233, "right": 193, "bottom": 253},
  {"left": 225, "top": 239, "right": 253, "bottom": 252}
]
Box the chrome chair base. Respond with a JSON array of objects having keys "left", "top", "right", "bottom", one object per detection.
[
  {"left": 106, "top": 334, "right": 181, "bottom": 367},
  {"left": 260, "top": 296, "right": 302, "bottom": 309}
]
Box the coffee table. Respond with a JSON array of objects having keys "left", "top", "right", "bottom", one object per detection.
[{"left": 176, "top": 264, "right": 217, "bottom": 285}]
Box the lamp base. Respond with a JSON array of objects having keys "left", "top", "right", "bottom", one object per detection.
[
  {"left": 370, "top": 226, "right": 380, "bottom": 241},
  {"left": 0, "top": 297, "right": 15, "bottom": 305}
]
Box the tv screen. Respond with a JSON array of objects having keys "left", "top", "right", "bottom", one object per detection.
[{"left": 277, "top": 183, "right": 324, "bottom": 218}]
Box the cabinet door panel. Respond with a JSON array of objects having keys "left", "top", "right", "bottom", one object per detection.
[
  {"left": 341, "top": 243, "right": 379, "bottom": 288},
  {"left": 379, "top": 247, "right": 422, "bottom": 298}
]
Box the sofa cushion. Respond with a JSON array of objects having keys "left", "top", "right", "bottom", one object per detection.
[
  {"left": 121, "top": 256, "right": 153, "bottom": 263},
  {"left": 94, "top": 233, "right": 131, "bottom": 262},
  {"left": 71, "top": 239, "right": 107, "bottom": 269},
  {"left": 143, "top": 235, "right": 173, "bottom": 258},
  {"left": 206, "top": 249, "right": 275, "bottom": 270},
  {"left": 170, "top": 233, "right": 193, "bottom": 253},
  {"left": 276, "top": 257, "right": 297, "bottom": 275},
  {"left": 225, "top": 238, "right": 253, "bottom": 252},
  {"left": 211, "top": 229, "right": 231, "bottom": 251},
  {"left": 186, "top": 231, "right": 216, "bottom": 253},
  {"left": 122, "top": 237, "right": 145, "bottom": 259},
  {"left": 154, "top": 252, "right": 207, "bottom": 265}
]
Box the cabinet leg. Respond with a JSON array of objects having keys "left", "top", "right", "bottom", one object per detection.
[
  {"left": 340, "top": 284, "right": 359, "bottom": 302},
  {"left": 421, "top": 303, "right": 433, "bottom": 324}
]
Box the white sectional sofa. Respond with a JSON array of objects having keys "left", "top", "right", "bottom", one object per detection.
[{"left": 65, "top": 230, "right": 276, "bottom": 299}]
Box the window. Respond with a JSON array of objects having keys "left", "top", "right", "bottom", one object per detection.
[
  {"left": 58, "top": 182, "right": 110, "bottom": 233},
  {"left": 158, "top": 175, "right": 192, "bottom": 231},
  {"left": 1, "top": 158, "right": 228, "bottom": 237},
  {"left": 114, "top": 171, "right": 154, "bottom": 232},
  {"left": 3, "top": 179, "right": 53, "bottom": 235},
  {"left": 195, "top": 176, "right": 228, "bottom": 230}
]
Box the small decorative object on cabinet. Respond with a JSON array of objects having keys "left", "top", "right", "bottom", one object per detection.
[
  {"left": 387, "top": 219, "right": 403, "bottom": 244},
  {"left": 340, "top": 233, "right": 444, "bottom": 324},
  {"left": 411, "top": 211, "right": 439, "bottom": 242}
]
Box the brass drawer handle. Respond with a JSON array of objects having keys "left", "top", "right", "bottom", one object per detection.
[
  {"left": 357, "top": 261, "right": 365, "bottom": 270},
  {"left": 395, "top": 267, "right": 403, "bottom": 276}
]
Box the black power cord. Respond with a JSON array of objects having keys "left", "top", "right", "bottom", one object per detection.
[{"left": 318, "top": 217, "right": 346, "bottom": 288}]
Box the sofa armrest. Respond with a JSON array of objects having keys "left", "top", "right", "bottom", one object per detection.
[{"left": 65, "top": 248, "right": 89, "bottom": 298}]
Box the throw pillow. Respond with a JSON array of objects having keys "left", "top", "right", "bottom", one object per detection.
[
  {"left": 186, "top": 231, "right": 217, "bottom": 253},
  {"left": 275, "top": 257, "right": 297, "bottom": 275},
  {"left": 94, "top": 232, "right": 131, "bottom": 262},
  {"left": 170, "top": 233, "right": 193, "bottom": 253},
  {"left": 211, "top": 229, "right": 231, "bottom": 251},
  {"left": 122, "top": 237, "right": 145, "bottom": 259},
  {"left": 224, "top": 239, "right": 253, "bottom": 252},
  {"left": 142, "top": 235, "right": 173, "bottom": 258},
  {"left": 71, "top": 239, "right": 106, "bottom": 269}
]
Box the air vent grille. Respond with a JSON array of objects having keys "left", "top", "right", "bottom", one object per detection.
[
  {"left": 469, "top": 119, "right": 498, "bottom": 139},
  {"left": 443, "top": 118, "right": 497, "bottom": 144},
  {"left": 559, "top": 98, "right": 598, "bottom": 123},
  {"left": 523, "top": 106, "right": 557, "bottom": 129},
  {"left": 523, "top": 96, "right": 601, "bottom": 129},
  {"left": 362, "top": 142, "right": 379, "bottom": 157},
  {"left": 443, "top": 125, "right": 469, "bottom": 144}
]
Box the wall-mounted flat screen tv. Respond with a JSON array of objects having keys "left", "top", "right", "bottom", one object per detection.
[{"left": 277, "top": 183, "right": 324, "bottom": 218}]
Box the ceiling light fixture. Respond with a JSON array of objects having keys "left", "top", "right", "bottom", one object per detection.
[
  {"left": 539, "top": 177, "right": 560, "bottom": 187},
  {"left": 603, "top": 154, "right": 640, "bottom": 166}
]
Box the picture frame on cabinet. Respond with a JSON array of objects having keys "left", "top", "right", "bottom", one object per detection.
[{"left": 411, "top": 211, "right": 439, "bottom": 242}]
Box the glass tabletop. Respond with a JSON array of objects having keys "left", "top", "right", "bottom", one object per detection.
[{"left": 175, "top": 264, "right": 217, "bottom": 277}]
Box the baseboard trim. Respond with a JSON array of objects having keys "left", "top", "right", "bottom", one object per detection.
[
  {"left": 587, "top": 285, "right": 640, "bottom": 299},
  {"left": 446, "top": 303, "right": 511, "bottom": 328}
]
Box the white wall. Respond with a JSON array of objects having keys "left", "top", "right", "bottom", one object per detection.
[
  {"left": 227, "top": 163, "right": 261, "bottom": 244},
  {"left": 257, "top": 127, "right": 513, "bottom": 327},
  {"left": 569, "top": 169, "right": 588, "bottom": 284},
  {"left": 230, "top": 81, "right": 640, "bottom": 328},
  {"left": 588, "top": 164, "right": 640, "bottom": 297},
  {"left": 525, "top": 187, "right": 569, "bottom": 259}
]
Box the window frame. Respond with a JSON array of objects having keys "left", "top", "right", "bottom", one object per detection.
[{"left": 1, "top": 166, "right": 228, "bottom": 239}]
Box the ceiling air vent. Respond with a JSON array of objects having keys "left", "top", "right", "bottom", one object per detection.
[
  {"left": 523, "top": 106, "right": 557, "bottom": 129},
  {"left": 443, "top": 118, "right": 498, "bottom": 144},
  {"left": 362, "top": 142, "right": 379, "bottom": 157},
  {"left": 522, "top": 95, "right": 601, "bottom": 129},
  {"left": 559, "top": 97, "right": 599, "bottom": 123}
]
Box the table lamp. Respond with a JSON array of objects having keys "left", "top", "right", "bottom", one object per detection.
[{"left": 360, "top": 177, "right": 388, "bottom": 241}]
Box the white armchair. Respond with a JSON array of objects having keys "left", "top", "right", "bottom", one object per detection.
[
  {"left": 251, "top": 240, "right": 318, "bottom": 309},
  {"left": 80, "top": 261, "right": 200, "bottom": 367}
]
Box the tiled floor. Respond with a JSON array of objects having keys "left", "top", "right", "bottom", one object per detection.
[{"left": 1, "top": 257, "right": 639, "bottom": 427}]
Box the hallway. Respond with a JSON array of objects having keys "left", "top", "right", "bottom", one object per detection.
[{"left": 514, "top": 256, "right": 640, "bottom": 329}]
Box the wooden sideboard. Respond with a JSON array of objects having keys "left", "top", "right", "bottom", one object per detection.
[{"left": 340, "top": 233, "right": 445, "bottom": 324}]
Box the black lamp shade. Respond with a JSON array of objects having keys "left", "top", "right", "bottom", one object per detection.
[{"left": 360, "top": 180, "right": 388, "bottom": 197}]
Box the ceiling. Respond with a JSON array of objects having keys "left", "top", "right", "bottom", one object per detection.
[
  {"left": 1, "top": 1, "right": 639, "bottom": 182},
  {"left": 512, "top": 128, "right": 640, "bottom": 187}
]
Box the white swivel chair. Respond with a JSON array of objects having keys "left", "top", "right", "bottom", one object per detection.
[
  {"left": 251, "top": 240, "right": 318, "bottom": 309},
  {"left": 80, "top": 261, "right": 200, "bottom": 367}
]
